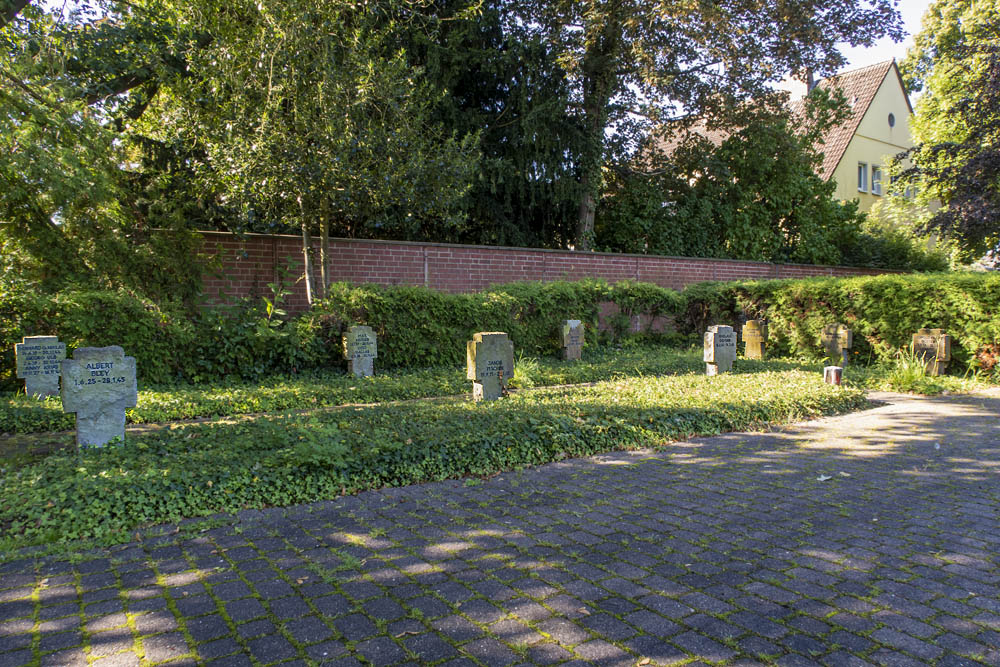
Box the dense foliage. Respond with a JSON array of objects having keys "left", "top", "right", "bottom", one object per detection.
[
  {"left": 0, "top": 369, "right": 867, "bottom": 548},
  {"left": 679, "top": 272, "right": 1000, "bottom": 373},
  {"left": 898, "top": 0, "right": 1000, "bottom": 260},
  {"left": 0, "top": 280, "right": 683, "bottom": 389},
  {"left": 1, "top": 0, "right": 912, "bottom": 288},
  {"left": 0, "top": 346, "right": 712, "bottom": 434}
]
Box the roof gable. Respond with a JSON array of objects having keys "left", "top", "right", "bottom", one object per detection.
[{"left": 803, "top": 60, "right": 900, "bottom": 180}]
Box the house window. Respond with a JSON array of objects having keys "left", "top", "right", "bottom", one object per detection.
[
  {"left": 872, "top": 166, "right": 883, "bottom": 195},
  {"left": 888, "top": 113, "right": 895, "bottom": 127},
  {"left": 858, "top": 163, "right": 869, "bottom": 192}
]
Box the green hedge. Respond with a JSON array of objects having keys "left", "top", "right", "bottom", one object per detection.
[
  {"left": 679, "top": 272, "right": 1000, "bottom": 371},
  {"left": 304, "top": 279, "right": 683, "bottom": 369},
  {"left": 0, "top": 280, "right": 684, "bottom": 390}
]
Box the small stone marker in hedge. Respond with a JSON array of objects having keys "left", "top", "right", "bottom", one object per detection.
[
  {"left": 704, "top": 325, "right": 736, "bottom": 376},
  {"left": 562, "top": 320, "right": 584, "bottom": 361},
  {"left": 741, "top": 320, "right": 767, "bottom": 360},
  {"left": 343, "top": 325, "right": 377, "bottom": 377},
  {"left": 15, "top": 335, "right": 66, "bottom": 398},
  {"left": 821, "top": 324, "right": 853, "bottom": 366},
  {"left": 61, "top": 346, "right": 137, "bottom": 447},
  {"left": 912, "top": 328, "right": 952, "bottom": 376},
  {"left": 467, "top": 332, "right": 515, "bottom": 401}
]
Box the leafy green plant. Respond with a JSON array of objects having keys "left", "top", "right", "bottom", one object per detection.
[
  {"left": 509, "top": 354, "right": 541, "bottom": 389},
  {"left": 0, "top": 368, "right": 869, "bottom": 552}
]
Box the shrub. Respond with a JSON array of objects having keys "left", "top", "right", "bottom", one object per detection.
[
  {"left": 0, "top": 288, "right": 196, "bottom": 389},
  {"left": 303, "top": 279, "right": 683, "bottom": 369},
  {"left": 679, "top": 272, "right": 1000, "bottom": 373}
]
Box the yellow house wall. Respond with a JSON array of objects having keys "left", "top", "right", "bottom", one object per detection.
[{"left": 829, "top": 68, "right": 915, "bottom": 212}]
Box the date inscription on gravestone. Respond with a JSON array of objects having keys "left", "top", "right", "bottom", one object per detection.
[
  {"left": 343, "top": 325, "right": 378, "bottom": 377},
  {"left": 704, "top": 325, "right": 737, "bottom": 376},
  {"left": 15, "top": 336, "right": 66, "bottom": 398},
  {"left": 61, "top": 346, "right": 137, "bottom": 447},
  {"left": 466, "top": 332, "right": 515, "bottom": 401}
]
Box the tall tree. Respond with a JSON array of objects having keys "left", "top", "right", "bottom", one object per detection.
[
  {"left": 510, "top": 0, "right": 903, "bottom": 249},
  {"left": 899, "top": 0, "right": 1000, "bottom": 260},
  {"left": 400, "top": 0, "right": 586, "bottom": 248},
  {"left": 156, "top": 0, "right": 480, "bottom": 303}
]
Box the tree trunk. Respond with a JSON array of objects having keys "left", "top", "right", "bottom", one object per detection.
[
  {"left": 574, "top": 25, "right": 618, "bottom": 251},
  {"left": 297, "top": 198, "right": 316, "bottom": 306},
  {"left": 320, "top": 199, "right": 330, "bottom": 299}
]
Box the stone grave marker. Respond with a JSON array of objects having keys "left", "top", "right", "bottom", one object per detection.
[
  {"left": 466, "top": 332, "right": 515, "bottom": 401},
  {"left": 704, "top": 325, "right": 737, "bottom": 376},
  {"left": 912, "top": 328, "right": 952, "bottom": 376},
  {"left": 343, "top": 325, "right": 377, "bottom": 377},
  {"left": 562, "top": 320, "right": 584, "bottom": 361},
  {"left": 15, "top": 335, "right": 66, "bottom": 398},
  {"left": 61, "top": 346, "right": 137, "bottom": 447},
  {"left": 821, "top": 324, "right": 853, "bottom": 366},
  {"left": 741, "top": 320, "right": 767, "bottom": 360}
]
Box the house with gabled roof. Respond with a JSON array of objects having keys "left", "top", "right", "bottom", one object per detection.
[{"left": 787, "top": 59, "right": 916, "bottom": 212}]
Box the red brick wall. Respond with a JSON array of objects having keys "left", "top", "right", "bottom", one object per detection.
[{"left": 198, "top": 231, "right": 893, "bottom": 313}]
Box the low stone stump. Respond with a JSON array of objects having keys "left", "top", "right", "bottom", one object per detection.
[
  {"left": 912, "top": 328, "right": 951, "bottom": 376},
  {"left": 821, "top": 324, "right": 853, "bottom": 366},
  {"left": 742, "top": 320, "right": 767, "bottom": 360},
  {"left": 467, "top": 332, "right": 515, "bottom": 401},
  {"left": 704, "top": 325, "right": 737, "bottom": 376},
  {"left": 343, "top": 325, "right": 377, "bottom": 377},
  {"left": 562, "top": 320, "right": 584, "bottom": 361},
  {"left": 15, "top": 335, "right": 66, "bottom": 398},
  {"left": 61, "top": 346, "right": 137, "bottom": 447}
]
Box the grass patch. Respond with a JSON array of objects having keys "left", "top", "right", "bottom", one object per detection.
[
  {"left": 0, "top": 345, "right": 716, "bottom": 434},
  {"left": 0, "top": 368, "right": 867, "bottom": 554}
]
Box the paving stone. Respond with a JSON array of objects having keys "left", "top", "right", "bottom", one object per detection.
[
  {"left": 403, "top": 633, "right": 459, "bottom": 662},
  {"left": 269, "top": 595, "right": 312, "bottom": 620},
  {"left": 142, "top": 632, "right": 189, "bottom": 663},
  {"left": 354, "top": 636, "right": 407, "bottom": 665},
  {"left": 224, "top": 598, "right": 266, "bottom": 623},
  {"left": 247, "top": 634, "right": 298, "bottom": 663},
  {"left": 284, "top": 615, "right": 333, "bottom": 645},
  {"left": 459, "top": 637, "right": 519, "bottom": 666},
  {"left": 196, "top": 637, "right": 242, "bottom": 660},
  {"left": 186, "top": 614, "right": 231, "bottom": 642},
  {"left": 0, "top": 650, "right": 32, "bottom": 667},
  {"left": 526, "top": 642, "right": 573, "bottom": 665},
  {"left": 235, "top": 618, "right": 275, "bottom": 639},
  {"left": 671, "top": 631, "right": 737, "bottom": 662},
  {"left": 38, "top": 630, "right": 82, "bottom": 653},
  {"left": 431, "top": 615, "right": 484, "bottom": 643}
]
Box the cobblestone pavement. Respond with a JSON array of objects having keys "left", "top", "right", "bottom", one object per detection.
[{"left": 3, "top": 390, "right": 1000, "bottom": 667}]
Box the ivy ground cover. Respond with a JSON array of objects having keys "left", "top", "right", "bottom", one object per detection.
[
  {"left": 0, "top": 346, "right": 711, "bottom": 435},
  {"left": 0, "top": 369, "right": 867, "bottom": 553}
]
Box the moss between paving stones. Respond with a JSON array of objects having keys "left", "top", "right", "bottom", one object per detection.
[{"left": 0, "top": 369, "right": 868, "bottom": 553}]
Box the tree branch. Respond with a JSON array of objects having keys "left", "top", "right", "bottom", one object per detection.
[{"left": 0, "top": 0, "right": 32, "bottom": 30}]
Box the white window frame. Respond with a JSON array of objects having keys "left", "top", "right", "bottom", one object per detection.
[
  {"left": 871, "top": 166, "right": 883, "bottom": 196},
  {"left": 857, "top": 162, "right": 869, "bottom": 193}
]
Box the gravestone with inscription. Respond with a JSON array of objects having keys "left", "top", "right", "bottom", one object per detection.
[
  {"left": 61, "top": 346, "right": 137, "bottom": 447},
  {"left": 741, "top": 320, "right": 767, "bottom": 360},
  {"left": 821, "top": 324, "right": 853, "bottom": 366},
  {"left": 704, "top": 325, "right": 737, "bottom": 376},
  {"left": 343, "top": 325, "right": 377, "bottom": 377},
  {"left": 15, "top": 336, "right": 66, "bottom": 397},
  {"left": 562, "top": 320, "right": 584, "bottom": 361},
  {"left": 912, "top": 328, "right": 951, "bottom": 376},
  {"left": 466, "top": 332, "right": 515, "bottom": 401}
]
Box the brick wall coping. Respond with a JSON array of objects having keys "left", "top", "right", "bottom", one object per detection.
[{"left": 194, "top": 230, "right": 890, "bottom": 274}]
